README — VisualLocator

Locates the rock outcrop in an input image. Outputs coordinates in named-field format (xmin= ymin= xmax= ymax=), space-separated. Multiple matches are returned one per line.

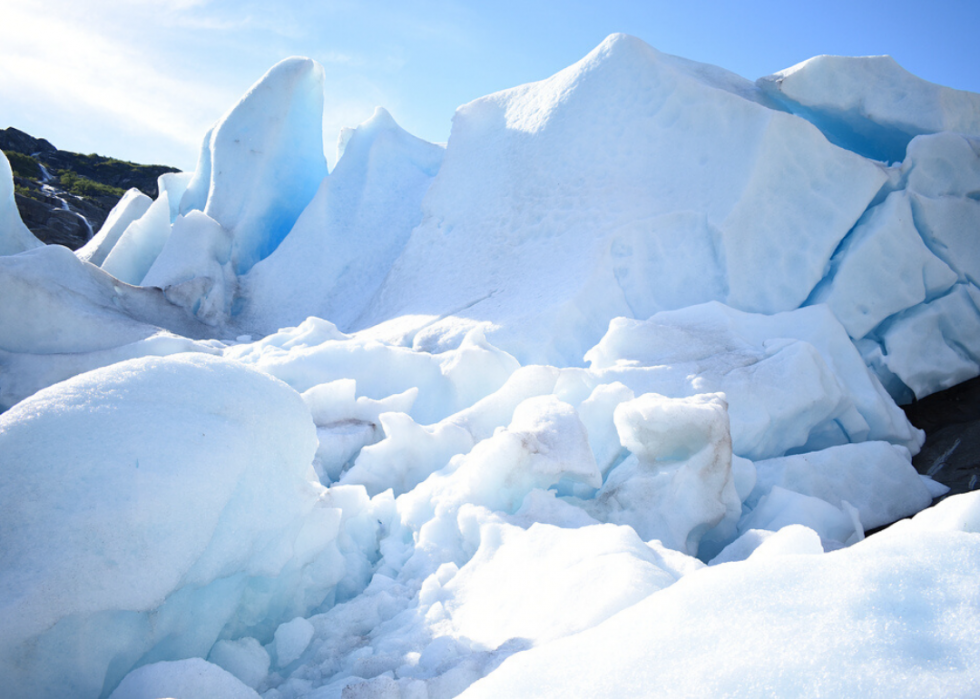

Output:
xmin=0 ymin=127 xmax=179 ymax=249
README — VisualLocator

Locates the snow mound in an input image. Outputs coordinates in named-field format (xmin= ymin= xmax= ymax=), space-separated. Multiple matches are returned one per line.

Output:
xmin=442 ymin=521 xmax=679 ymax=648
xmin=458 ymin=493 xmax=980 ymax=699
xmin=108 ymin=659 xmax=260 ymax=699
xmin=0 ymin=354 xmax=348 ymax=699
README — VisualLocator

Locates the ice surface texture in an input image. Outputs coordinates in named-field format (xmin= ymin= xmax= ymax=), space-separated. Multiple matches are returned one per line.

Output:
xmin=356 ymin=34 xmax=887 ymax=365
xmin=1 ymin=31 xmax=979 ymax=699
xmin=459 ymin=493 xmax=980 ymax=699
xmin=758 ymin=54 xmax=980 ymax=163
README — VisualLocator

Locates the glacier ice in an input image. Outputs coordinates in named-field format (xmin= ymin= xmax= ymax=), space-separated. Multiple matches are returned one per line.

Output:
xmin=807 ymin=190 xmax=958 ymax=339
xmin=208 ymin=638 xmax=270 ymax=690
xmin=758 ymin=54 xmax=980 ymax=163
xmin=273 ymin=617 xmax=316 ymax=667
xmin=0 ymin=149 xmax=43 ymax=256
xmin=240 ymin=106 xmax=444 ymax=335
xmin=100 ymin=180 xmax=179 ymax=285
xmin=76 ymin=188 xmax=153 ymax=267
xmin=0 ymin=245 xmax=217 ymax=409
xmin=581 ymin=392 xmax=739 ymax=555
xmin=584 ymin=302 xmax=923 ymax=459
xmin=879 ymin=283 xmax=980 ymax=398
xmin=201 ymin=57 xmax=328 ymax=275
xmin=108 ymin=658 xmax=261 ymax=699
xmin=747 ymin=441 xmax=937 ymax=530
xmin=354 ymin=33 xmax=887 ymax=366
xmin=1 ymin=31 xmax=980 ymax=699
xmin=142 ymin=210 xmax=237 ymax=326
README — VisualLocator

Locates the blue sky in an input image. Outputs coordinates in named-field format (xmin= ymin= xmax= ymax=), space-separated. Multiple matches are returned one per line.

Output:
xmin=2 ymin=0 xmax=978 ymax=171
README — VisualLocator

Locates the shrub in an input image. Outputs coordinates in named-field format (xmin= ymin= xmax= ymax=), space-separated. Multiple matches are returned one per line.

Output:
xmin=3 ymin=150 xmax=41 ymax=179
xmin=58 ymin=170 xmax=126 ymax=199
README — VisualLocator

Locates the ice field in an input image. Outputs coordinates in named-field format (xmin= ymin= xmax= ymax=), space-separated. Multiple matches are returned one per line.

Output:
xmin=1 ymin=33 xmax=980 ymax=698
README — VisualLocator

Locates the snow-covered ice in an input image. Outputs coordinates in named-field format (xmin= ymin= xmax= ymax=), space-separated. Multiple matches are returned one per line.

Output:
xmin=1 ymin=32 xmax=980 ymax=699
xmin=354 ymin=34 xmax=888 ymax=366
xmin=0 ymin=354 xmax=356 ymax=698
xmin=458 ymin=493 xmax=980 ymax=699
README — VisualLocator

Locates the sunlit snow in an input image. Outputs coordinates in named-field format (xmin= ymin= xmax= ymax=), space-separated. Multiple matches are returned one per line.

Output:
xmin=1 ymin=32 xmax=979 ymax=699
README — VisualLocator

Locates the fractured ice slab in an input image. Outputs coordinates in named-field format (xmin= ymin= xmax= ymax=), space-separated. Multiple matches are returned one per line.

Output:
xmin=738 ymin=486 xmax=864 ymax=546
xmin=240 ymin=107 xmax=444 ymax=335
xmin=879 ymin=283 xmax=980 ymax=398
xmin=584 ymin=302 xmax=922 ymax=459
xmin=199 ymin=57 xmax=328 ymax=274
xmin=0 ymin=245 xmax=216 ymax=409
xmin=142 ymin=210 xmax=236 ymax=326
xmin=397 ymin=395 xmax=601 ymax=533
xmin=226 ymin=322 xmax=520 ymax=425
xmin=807 ymin=190 xmax=957 ymax=339
xmin=747 ymin=441 xmax=935 ymax=530
xmin=582 ymin=392 xmax=740 ymax=555
xmin=759 ymin=55 xmax=980 ymax=163
xmin=100 ymin=184 xmax=177 ymax=285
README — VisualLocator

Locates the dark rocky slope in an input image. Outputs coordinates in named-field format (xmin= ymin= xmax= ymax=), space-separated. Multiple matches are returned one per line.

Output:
xmin=1 ymin=127 xmax=178 ymax=249
xmin=904 ymin=375 xmax=980 ymax=501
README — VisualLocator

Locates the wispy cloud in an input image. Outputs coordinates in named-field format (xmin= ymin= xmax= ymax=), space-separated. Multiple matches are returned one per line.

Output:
xmin=0 ymin=0 xmax=239 ymax=167
xmin=0 ymin=0 xmax=470 ymax=168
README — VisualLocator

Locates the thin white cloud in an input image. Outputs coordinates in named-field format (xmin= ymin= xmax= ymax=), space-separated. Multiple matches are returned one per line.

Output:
xmin=0 ymin=0 xmax=238 ymax=166
xmin=0 ymin=0 xmax=451 ymax=168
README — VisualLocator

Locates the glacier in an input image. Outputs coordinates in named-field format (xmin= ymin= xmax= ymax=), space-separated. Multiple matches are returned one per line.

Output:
xmin=1 ymin=33 xmax=979 ymax=699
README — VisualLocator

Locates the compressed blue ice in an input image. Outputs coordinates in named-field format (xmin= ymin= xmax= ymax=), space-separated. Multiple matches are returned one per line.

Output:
xmin=1 ymin=33 xmax=979 ymax=699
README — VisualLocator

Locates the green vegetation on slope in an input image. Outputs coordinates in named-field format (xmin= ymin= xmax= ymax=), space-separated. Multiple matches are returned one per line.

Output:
xmin=4 ymin=150 xmax=41 ymax=180
xmin=58 ymin=170 xmax=126 ymax=199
